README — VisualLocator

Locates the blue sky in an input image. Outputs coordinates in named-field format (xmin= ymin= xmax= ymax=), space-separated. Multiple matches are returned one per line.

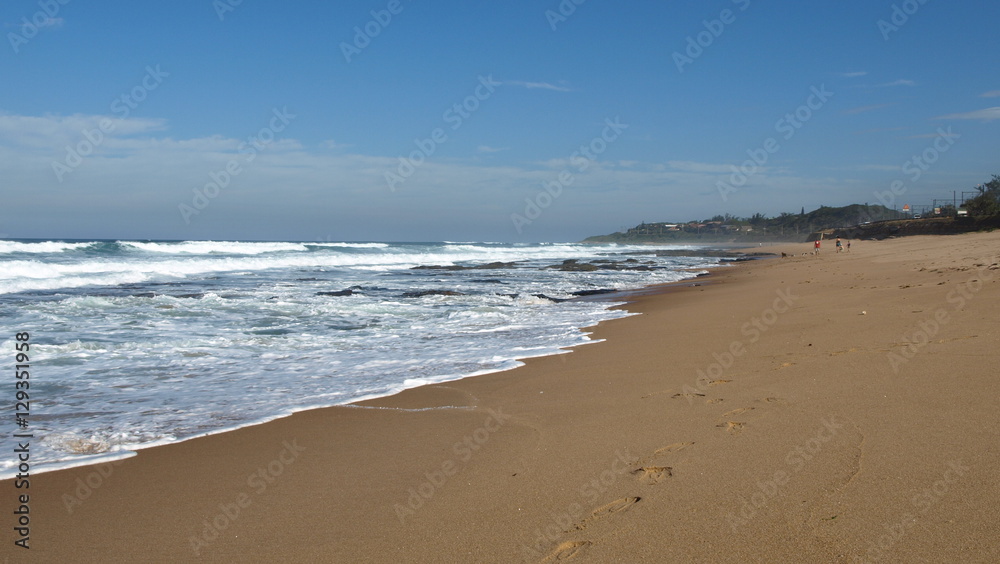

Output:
xmin=1 ymin=0 xmax=998 ymax=242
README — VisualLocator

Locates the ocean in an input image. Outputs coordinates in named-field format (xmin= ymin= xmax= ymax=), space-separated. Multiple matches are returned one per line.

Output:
xmin=0 ymin=239 xmax=727 ymax=477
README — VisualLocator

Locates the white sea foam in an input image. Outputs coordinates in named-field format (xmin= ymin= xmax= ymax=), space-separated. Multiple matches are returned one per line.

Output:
xmin=309 ymin=242 xmax=390 ymax=248
xmin=120 ymin=240 xmax=311 ymax=254
xmin=0 ymin=241 xmax=95 ymax=254
xmin=0 ymin=243 xmax=699 ymax=295
xmin=0 ymin=240 xmax=727 ymax=476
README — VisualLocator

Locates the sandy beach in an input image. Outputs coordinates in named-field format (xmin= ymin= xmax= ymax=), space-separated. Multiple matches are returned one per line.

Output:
xmin=4 ymin=232 xmax=1000 ymax=563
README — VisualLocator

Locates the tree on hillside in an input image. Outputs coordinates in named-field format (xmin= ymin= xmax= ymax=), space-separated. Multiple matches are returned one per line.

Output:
xmin=965 ymin=175 xmax=1000 ymax=217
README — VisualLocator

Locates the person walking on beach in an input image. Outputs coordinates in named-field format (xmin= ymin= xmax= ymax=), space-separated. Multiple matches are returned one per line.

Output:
xmin=847 ymin=240 xmax=851 ymax=252
xmin=814 ymin=239 xmax=821 ymax=254
xmin=836 ymin=238 xmax=843 ymax=253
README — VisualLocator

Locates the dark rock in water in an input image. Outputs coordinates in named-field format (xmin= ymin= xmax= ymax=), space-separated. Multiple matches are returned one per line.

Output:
xmin=412 ymin=261 xmax=517 ymax=271
xmin=608 ymin=265 xmax=652 ymax=271
xmin=296 ymin=277 xmax=321 ymax=281
xmin=471 ymin=278 xmax=506 ymax=284
xmin=547 ymin=261 xmax=600 ymax=272
xmin=401 ymin=290 xmax=467 ymax=298
xmin=533 ymin=293 xmax=570 ymax=303
xmin=696 ymin=272 xmax=710 ymax=277
xmin=132 ymin=292 xmax=158 ymax=298
xmin=317 ymin=289 xmax=356 ymax=297
xmin=175 ymin=293 xmax=204 ymax=299
xmin=571 ymin=288 xmax=618 ymax=297
xmin=546 ymin=258 xmax=658 ymax=272
xmin=496 ymin=293 xmax=520 ymax=299
xmin=473 ymin=261 xmax=517 ymax=270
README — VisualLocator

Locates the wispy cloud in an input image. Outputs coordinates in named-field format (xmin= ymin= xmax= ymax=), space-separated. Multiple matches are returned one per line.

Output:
xmin=933 ymin=107 xmax=1000 ymax=121
xmin=903 ymin=131 xmax=962 ymax=139
xmin=980 ymin=90 xmax=1000 ymax=98
xmin=878 ymin=79 xmax=916 ymax=87
xmin=321 ymin=140 xmax=350 ymax=150
xmin=842 ymin=103 xmax=892 ymax=115
xmin=38 ymin=17 xmax=64 ymax=28
xmin=5 ymin=17 xmax=64 ymax=29
xmin=854 ymin=126 xmax=907 ymax=135
xmin=504 ymin=80 xmax=572 ymax=92
xmin=667 ymin=160 xmax=732 ymax=173
xmin=0 ymin=113 xmax=167 ymax=149
xmin=852 ymin=164 xmax=901 ymax=172
xmin=839 ymin=71 xmax=868 ymax=78
xmin=850 ymin=79 xmax=916 ymax=90
xmin=477 ymin=145 xmax=507 ymax=153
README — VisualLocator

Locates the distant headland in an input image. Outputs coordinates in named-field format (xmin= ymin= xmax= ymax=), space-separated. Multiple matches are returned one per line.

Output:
xmin=584 ymin=177 xmax=1000 ymax=244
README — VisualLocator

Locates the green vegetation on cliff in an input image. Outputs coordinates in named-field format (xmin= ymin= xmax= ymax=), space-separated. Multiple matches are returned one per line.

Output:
xmin=583 ymin=204 xmax=905 ymax=243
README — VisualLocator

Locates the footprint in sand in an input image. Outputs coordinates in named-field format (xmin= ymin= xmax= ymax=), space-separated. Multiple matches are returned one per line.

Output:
xmin=707 ymin=379 xmax=731 ymax=386
xmin=653 ymin=442 xmax=694 ymax=457
xmin=672 ymin=392 xmax=704 ymax=400
xmin=706 ymin=398 xmax=724 ymax=404
xmin=717 ymin=421 xmax=745 ymax=435
xmin=575 ymin=497 xmax=642 ymax=530
xmin=542 ymin=540 xmax=591 ymax=562
xmin=723 ymin=407 xmax=754 ymax=418
xmin=637 ymin=442 xmax=693 ymax=466
xmin=632 ymin=466 xmax=672 ymax=485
